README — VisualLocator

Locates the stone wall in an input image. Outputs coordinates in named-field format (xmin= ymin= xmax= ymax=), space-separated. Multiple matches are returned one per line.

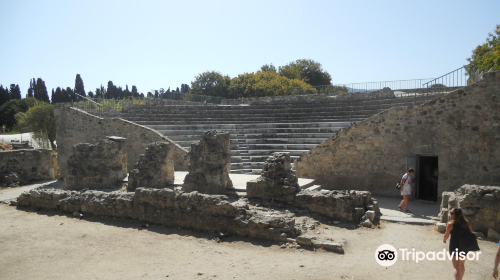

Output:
xmin=128 ymin=141 xmax=175 ymax=192
xmin=437 ymin=185 xmax=500 ymax=234
xmin=54 ymin=104 xmax=189 ymax=177
xmin=296 ymin=71 xmax=500 ymax=197
xmin=247 ymin=153 xmax=380 ymax=223
xmin=64 ymin=139 xmax=127 ymax=190
xmin=0 ymin=149 xmax=57 ymax=187
xmin=182 ymin=130 xmax=233 ymax=194
xmin=17 ymin=187 xmax=297 ymax=242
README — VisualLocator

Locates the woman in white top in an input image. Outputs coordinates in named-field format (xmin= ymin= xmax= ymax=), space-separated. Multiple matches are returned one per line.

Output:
xmin=398 ymin=168 xmax=414 ymax=212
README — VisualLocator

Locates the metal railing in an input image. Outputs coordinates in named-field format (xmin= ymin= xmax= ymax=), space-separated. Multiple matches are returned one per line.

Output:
xmin=73 ymin=92 xmax=103 ymax=117
xmin=423 ymin=66 xmax=469 ymax=88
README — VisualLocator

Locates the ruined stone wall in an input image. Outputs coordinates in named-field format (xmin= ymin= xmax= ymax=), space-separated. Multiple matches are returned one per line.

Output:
xmin=54 ymin=104 xmax=189 ymax=177
xmin=128 ymin=141 xmax=175 ymax=192
xmin=182 ymin=130 xmax=232 ymax=194
xmin=17 ymin=188 xmax=297 ymax=242
xmin=437 ymin=185 xmax=500 ymax=234
xmin=296 ymin=71 xmax=500 ymax=196
xmin=0 ymin=149 xmax=57 ymax=187
xmin=64 ymin=139 xmax=127 ymax=190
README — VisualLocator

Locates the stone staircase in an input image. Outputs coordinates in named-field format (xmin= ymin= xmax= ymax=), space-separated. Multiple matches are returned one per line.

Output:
xmin=117 ymin=94 xmax=438 ymax=173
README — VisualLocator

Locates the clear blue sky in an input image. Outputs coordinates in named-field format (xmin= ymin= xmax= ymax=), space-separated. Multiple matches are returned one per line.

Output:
xmin=1 ymin=0 xmax=499 ymax=98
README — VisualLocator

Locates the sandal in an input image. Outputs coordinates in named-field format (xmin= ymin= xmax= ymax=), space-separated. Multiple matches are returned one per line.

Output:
xmin=398 ymin=205 xmax=402 ymax=211
xmin=405 ymin=210 xmax=411 ymax=213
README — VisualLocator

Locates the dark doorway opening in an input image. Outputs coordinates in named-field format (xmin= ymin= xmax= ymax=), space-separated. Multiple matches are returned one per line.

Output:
xmin=418 ymin=156 xmax=438 ymax=201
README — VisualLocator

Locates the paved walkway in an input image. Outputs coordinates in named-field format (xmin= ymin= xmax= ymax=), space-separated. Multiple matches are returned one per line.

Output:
xmin=374 ymin=196 xmax=440 ymax=225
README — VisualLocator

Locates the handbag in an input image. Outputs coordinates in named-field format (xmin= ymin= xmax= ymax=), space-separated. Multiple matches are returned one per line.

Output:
xmin=396 ymin=182 xmax=401 ymax=189
xmin=458 ymin=227 xmax=480 ymax=251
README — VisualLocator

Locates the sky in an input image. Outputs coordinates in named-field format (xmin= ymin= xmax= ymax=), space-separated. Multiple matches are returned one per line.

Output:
xmin=1 ymin=0 xmax=499 ymax=98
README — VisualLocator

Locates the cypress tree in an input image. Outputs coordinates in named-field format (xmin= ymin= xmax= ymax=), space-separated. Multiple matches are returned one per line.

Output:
xmin=74 ymin=74 xmax=86 ymax=97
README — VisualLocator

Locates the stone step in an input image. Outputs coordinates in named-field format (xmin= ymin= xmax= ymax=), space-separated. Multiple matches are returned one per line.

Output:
xmin=145 ymin=121 xmax=351 ymax=130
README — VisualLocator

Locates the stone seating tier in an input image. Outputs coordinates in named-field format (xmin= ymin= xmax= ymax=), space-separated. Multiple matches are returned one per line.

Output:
xmin=116 ymin=94 xmax=436 ymax=173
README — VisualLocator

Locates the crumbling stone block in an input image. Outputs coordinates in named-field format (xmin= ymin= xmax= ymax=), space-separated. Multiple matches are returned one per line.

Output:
xmin=64 ymin=138 xmax=127 ymax=190
xmin=437 ymin=185 xmax=500 ymax=234
xmin=182 ymin=130 xmax=232 ymax=194
xmin=0 ymin=172 xmax=20 ymax=188
xmin=128 ymin=141 xmax=175 ymax=192
xmin=247 ymin=152 xmax=300 ymax=202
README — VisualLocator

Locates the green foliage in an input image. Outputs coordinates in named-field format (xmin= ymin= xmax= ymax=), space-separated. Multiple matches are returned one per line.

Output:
xmin=260 ymin=64 xmax=277 ymax=73
xmin=74 ymin=74 xmax=86 ymax=97
xmin=430 ymin=83 xmax=446 ymax=88
xmin=0 ymin=85 xmax=10 ymax=107
xmin=278 ymin=59 xmax=332 ymax=86
xmin=9 ymin=84 xmax=21 ymax=99
xmin=33 ymin=78 xmax=50 ymax=103
xmin=466 ymin=24 xmax=500 ymax=82
xmin=0 ymin=98 xmax=37 ymax=130
xmin=190 ymin=71 xmax=231 ymax=98
xmin=16 ymin=102 xmax=56 ymax=148
xmin=229 ymin=71 xmax=316 ymax=98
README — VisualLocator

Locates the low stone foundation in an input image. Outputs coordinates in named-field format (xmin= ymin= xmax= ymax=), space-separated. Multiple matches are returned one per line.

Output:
xmin=0 ymin=149 xmax=58 ymax=188
xmin=436 ymin=185 xmax=500 ymax=236
xmin=248 ymin=153 xmax=381 ymax=224
xmin=17 ymin=188 xmax=298 ymax=242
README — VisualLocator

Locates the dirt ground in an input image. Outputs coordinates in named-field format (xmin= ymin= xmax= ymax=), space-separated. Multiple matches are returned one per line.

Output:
xmin=0 ymin=203 xmax=498 ymax=280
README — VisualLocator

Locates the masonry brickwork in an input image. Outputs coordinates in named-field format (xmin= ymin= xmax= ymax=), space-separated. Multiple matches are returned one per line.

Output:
xmin=296 ymin=72 xmax=500 ymax=197
xmin=54 ymin=104 xmax=189 ymax=177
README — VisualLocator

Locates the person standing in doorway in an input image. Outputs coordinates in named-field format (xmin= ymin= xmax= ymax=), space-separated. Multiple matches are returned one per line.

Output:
xmin=398 ymin=168 xmax=414 ymax=213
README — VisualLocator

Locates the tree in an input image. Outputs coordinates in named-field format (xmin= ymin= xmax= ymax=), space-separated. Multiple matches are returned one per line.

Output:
xmin=74 ymin=74 xmax=86 ymax=97
xmin=466 ymin=24 xmax=500 ymax=82
xmin=16 ymin=102 xmax=56 ymax=148
xmin=27 ymin=79 xmax=34 ymax=98
xmin=131 ymin=85 xmax=139 ymax=98
xmin=9 ymin=84 xmax=21 ymax=100
xmin=34 ymin=78 xmax=50 ymax=103
xmin=0 ymin=85 xmax=10 ymax=107
xmin=229 ymin=71 xmax=316 ymax=98
xmin=260 ymin=63 xmax=277 ymax=73
xmin=190 ymin=71 xmax=231 ymax=98
xmin=180 ymin=83 xmax=190 ymax=93
xmin=0 ymin=98 xmax=37 ymax=130
xmin=88 ymin=91 xmax=94 ymax=98
xmin=279 ymin=59 xmax=332 ymax=86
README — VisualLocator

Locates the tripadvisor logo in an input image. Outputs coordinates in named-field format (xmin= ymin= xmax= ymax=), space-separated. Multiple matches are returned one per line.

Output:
xmin=375 ymin=244 xmax=481 ymax=267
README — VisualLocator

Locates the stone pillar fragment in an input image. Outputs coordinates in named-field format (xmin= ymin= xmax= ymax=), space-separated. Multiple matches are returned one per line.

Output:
xmin=64 ymin=137 xmax=127 ymax=190
xmin=127 ymin=141 xmax=175 ymax=192
xmin=246 ymin=152 xmax=300 ymax=202
xmin=182 ymin=130 xmax=232 ymax=194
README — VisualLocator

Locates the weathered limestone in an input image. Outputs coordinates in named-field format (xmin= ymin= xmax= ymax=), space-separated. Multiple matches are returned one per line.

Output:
xmin=296 ymin=71 xmax=500 ymax=196
xmin=0 ymin=149 xmax=58 ymax=187
xmin=247 ymin=152 xmax=300 ymax=202
xmin=17 ymin=187 xmax=297 ymax=242
xmin=64 ymin=138 xmax=127 ymax=190
xmin=247 ymin=153 xmax=381 ymax=224
xmin=127 ymin=141 xmax=175 ymax=192
xmin=54 ymin=103 xmax=189 ymax=177
xmin=437 ymin=185 xmax=500 ymax=234
xmin=182 ymin=130 xmax=233 ymax=194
